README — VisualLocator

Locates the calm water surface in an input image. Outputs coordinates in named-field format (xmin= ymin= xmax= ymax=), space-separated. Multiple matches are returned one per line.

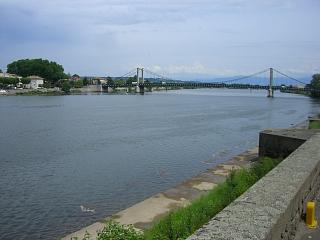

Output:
xmin=0 ymin=89 xmax=319 ymax=239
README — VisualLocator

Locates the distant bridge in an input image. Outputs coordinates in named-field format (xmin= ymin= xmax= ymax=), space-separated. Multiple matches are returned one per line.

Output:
xmin=102 ymin=67 xmax=311 ymax=97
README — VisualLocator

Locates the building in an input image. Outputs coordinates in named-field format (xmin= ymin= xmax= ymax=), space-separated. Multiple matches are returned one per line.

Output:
xmin=98 ymin=78 xmax=107 ymax=84
xmin=0 ymin=73 xmax=21 ymax=79
xmin=28 ymin=75 xmax=44 ymax=89
xmin=71 ymin=74 xmax=81 ymax=81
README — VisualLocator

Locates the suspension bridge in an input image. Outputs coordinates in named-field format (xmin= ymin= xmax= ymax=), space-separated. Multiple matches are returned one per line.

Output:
xmin=102 ymin=67 xmax=310 ymax=97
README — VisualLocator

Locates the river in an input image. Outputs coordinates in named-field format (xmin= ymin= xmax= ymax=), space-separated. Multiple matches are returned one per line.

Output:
xmin=0 ymin=89 xmax=319 ymax=239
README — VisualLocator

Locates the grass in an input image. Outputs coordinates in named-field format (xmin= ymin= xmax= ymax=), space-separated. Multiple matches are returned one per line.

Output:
xmin=97 ymin=221 xmax=144 ymax=240
xmin=144 ymin=157 xmax=281 ymax=240
xmin=94 ymin=157 xmax=282 ymax=240
xmin=309 ymin=121 xmax=320 ymax=129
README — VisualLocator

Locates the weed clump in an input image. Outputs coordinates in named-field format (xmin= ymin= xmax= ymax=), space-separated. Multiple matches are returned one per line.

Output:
xmin=309 ymin=121 xmax=320 ymax=129
xmin=97 ymin=221 xmax=144 ymax=240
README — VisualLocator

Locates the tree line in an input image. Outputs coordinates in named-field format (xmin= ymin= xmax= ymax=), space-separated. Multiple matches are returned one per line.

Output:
xmin=310 ymin=74 xmax=320 ymax=97
xmin=0 ymin=77 xmax=31 ymax=88
xmin=7 ymin=59 xmax=67 ymax=83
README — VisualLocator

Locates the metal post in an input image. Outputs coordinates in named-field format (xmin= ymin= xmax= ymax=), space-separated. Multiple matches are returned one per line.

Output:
xmin=136 ymin=68 xmax=140 ymax=93
xmin=136 ymin=68 xmax=139 ymax=84
xmin=268 ymin=67 xmax=274 ymax=97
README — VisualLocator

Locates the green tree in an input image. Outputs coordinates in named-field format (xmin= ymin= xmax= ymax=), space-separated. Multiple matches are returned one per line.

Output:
xmin=106 ymin=76 xmax=114 ymax=85
xmin=43 ymin=81 xmax=52 ymax=88
xmin=83 ymin=77 xmax=89 ymax=86
xmin=145 ymin=79 xmax=152 ymax=92
xmin=74 ymin=80 xmax=84 ymax=88
xmin=21 ymin=77 xmax=31 ymax=84
xmin=126 ymin=75 xmax=137 ymax=85
xmin=0 ymin=69 xmax=2 ymax=73
xmin=61 ymin=81 xmax=71 ymax=93
xmin=0 ymin=77 xmax=19 ymax=85
xmin=7 ymin=59 xmax=67 ymax=83
xmin=310 ymin=74 xmax=320 ymax=97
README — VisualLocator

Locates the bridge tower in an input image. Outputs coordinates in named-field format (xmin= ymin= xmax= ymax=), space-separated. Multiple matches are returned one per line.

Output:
xmin=267 ymin=67 xmax=274 ymax=98
xmin=141 ymin=68 xmax=144 ymax=84
xmin=135 ymin=67 xmax=140 ymax=93
xmin=135 ymin=67 xmax=144 ymax=94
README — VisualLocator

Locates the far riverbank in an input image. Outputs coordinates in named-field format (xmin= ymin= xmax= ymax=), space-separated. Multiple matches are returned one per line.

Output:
xmin=0 ymin=84 xmax=180 ymax=96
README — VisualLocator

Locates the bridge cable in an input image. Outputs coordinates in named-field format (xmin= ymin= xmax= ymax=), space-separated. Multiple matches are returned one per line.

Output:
xmin=117 ymin=69 xmax=137 ymax=81
xmin=144 ymin=69 xmax=176 ymax=82
xmin=220 ymin=69 xmax=270 ymax=84
xmin=273 ymin=69 xmax=307 ymax=85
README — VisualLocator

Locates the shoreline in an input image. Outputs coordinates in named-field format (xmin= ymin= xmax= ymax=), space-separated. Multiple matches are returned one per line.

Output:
xmin=0 ymin=86 xmax=303 ymax=97
xmin=0 ymin=85 xmax=179 ymax=96
xmin=62 ymin=147 xmax=259 ymax=240
xmin=62 ymin=118 xmax=310 ymax=240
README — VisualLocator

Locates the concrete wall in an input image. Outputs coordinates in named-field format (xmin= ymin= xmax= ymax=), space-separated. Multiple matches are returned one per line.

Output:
xmin=258 ymin=129 xmax=317 ymax=159
xmin=188 ymin=133 xmax=320 ymax=240
xmin=78 ymin=85 xmax=102 ymax=93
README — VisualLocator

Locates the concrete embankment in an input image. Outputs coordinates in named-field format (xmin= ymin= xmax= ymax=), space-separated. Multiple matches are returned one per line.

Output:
xmin=62 ymin=148 xmax=259 ymax=239
xmin=188 ymin=129 xmax=320 ymax=240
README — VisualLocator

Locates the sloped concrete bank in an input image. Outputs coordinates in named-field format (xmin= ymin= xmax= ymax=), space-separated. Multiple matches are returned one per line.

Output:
xmin=188 ymin=131 xmax=320 ymax=240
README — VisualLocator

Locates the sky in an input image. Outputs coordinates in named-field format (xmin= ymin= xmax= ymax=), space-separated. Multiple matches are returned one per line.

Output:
xmin=0 ymin=0 xmax=319 ymax=80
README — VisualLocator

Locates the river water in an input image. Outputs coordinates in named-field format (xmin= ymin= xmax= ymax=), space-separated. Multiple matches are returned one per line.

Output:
xmin=0 ymin=89 xmax=319 ymax=239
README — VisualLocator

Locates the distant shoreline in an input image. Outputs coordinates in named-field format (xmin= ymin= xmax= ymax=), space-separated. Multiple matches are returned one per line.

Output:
xmin=0 ymin=85 xmax=185 ymax=96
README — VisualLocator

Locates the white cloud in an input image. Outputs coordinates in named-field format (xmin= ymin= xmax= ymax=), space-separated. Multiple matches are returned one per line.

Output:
xmin=0 ymin=0 xmax=319 ymax=77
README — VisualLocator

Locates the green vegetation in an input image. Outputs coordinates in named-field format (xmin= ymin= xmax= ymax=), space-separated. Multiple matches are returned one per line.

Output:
xmin=7 ymin=58 xmax=67 ymax=83
xmin=310 ymin=74 xmax=320 ymax=97
xmin=83 ymin=77 xmax=89 ymax=86
xmin=97 ymin=221 xmax=144 ymax=240
xmin=15 ymin=90 xmax=63 ymax=96
xmin=126 ymin=75 xmax=137 ymax=85
xmin=94 ymin=157 xmax=281 ymax=240
xmin=144 ymin=157 xmax=280 ymax=240
xmin=61 ymin=81 xmax=72 ymax=93
xmin=72 ymin=80 xmax=84 ymax=88
xmin=309 ymin=121 xmax=320 ymax=129
xmin=107 ymin=76 xmax=114 ymax=85
xmin=0 ymin=77 xmax=19 ymax=85
xmin=20 ymin=77 xmax=31 ymax=84
xmin=0 ymin=77 xmax=30 ymax=89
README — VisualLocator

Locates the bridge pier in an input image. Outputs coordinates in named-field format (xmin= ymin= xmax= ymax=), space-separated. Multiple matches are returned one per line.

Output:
xmin=267 ymin=88 xmax=274 ymax=98
xmin=139 ymin=85 xmax=144 ymax=94
xmin=134 ymin=86 xmax=144 ymax=94
xmin=106 ymin=86 xmax=114 ymax=93
xmin=135 ymin=85 xmax=140 ymax=93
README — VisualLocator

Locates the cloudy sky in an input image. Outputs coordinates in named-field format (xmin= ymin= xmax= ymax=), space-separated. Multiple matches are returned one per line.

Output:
xmin=0 ymin=0 xmax=319 ymax=79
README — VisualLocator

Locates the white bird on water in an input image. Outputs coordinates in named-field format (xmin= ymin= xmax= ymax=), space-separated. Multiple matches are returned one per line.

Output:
xmin=80 ymin=205 xmax=96 ymax=213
